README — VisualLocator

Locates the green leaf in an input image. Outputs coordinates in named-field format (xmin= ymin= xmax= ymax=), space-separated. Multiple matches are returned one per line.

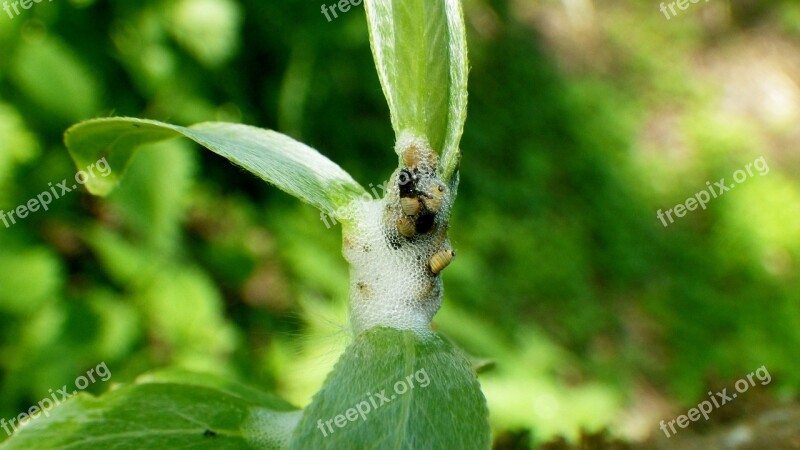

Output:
xmin=167 ymin=0 xmax=243 ymax=67
xmin=290 ymin=327 xmax=490 ymax=449
xmin=138 ymin=266 xmax=239 ymax=366
xmin=84 ymin=226 xmax=156 ymax=286
xmin=10 ymin=35 xmax=101 ymax=122
xmin=0 ymin=373 xmax=301 ymax=450
xmin=64 ymin=118 xmax=368 ymax=214
xmin=0 ymin=248 xmax=62 ymax=315
xmin=0 ymin=103 xmax=40 ymax=199
xmin=364 ymin=0 xmax=468 ymax=181
xmin=135 ymin=368 xmax=298 ymax=411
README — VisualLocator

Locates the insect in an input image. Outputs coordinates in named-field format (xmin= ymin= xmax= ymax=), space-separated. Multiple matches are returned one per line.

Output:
xmin=400 ymin=197 xmax=421 ymax=216
xmin=429 ymin=249 xmax=455 ymax=274
xmin=397 ymin=168 xmax=417 ymax=198
xmin=397 ymin=216 xmax=416 ymax=237
xmin=402 ymin=144 xmax=439 ymax=172
xmin=402 ymin=144 xmax=421 ymax=168
xmin=422 ymin=184 xmax=446 ymax=212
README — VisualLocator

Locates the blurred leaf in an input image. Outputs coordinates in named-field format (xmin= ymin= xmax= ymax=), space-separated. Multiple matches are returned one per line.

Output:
xmin=64 ymin=118 xmax=368 ymax=214
xmin=10 ymin=35 xmax=100 ymax=122
xmin=86 ymin=226 xmax=156 ymax=286
xmin=0 ymin=102 xmax=39 ymax=201
xmin=0 ymin=379 xmax=300 ymax=450
xmin=167 ymin=0 xmax=242 ymax=67
xmin=85 ymin=227 xmax=238 ymax=371
xmin=277 ymin=44 xmax=314 ymax=136
xmin=290 ymin=327 xmax=490 ymax=449
xmin=0 ymin=248 xmax=61 ymax=314
xmin=139 ymin=266 xmax=239 ymax=370
xmin=364 ymin=0 xmax=468 ymax=180
xmin=85 ymin=290 xmax=141 ymax=360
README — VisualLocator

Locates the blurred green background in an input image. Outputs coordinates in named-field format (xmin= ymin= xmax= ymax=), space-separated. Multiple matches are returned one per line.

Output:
xmin=1 ymin=0 xmax=799 ymax=446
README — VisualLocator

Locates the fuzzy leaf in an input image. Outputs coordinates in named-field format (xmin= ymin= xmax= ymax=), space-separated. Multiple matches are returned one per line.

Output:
xmin=364 ymin=0 xmax=468 ymax=181
xmin=0 ymin=372 xmax=300 ymax=450
xmin=290 ymin=327 xmax=491 ymax=449
xmin=64 ymin=118 xmax=367 ymax=214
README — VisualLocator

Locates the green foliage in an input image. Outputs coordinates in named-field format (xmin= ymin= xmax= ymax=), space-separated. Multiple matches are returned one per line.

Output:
xmin=1 ymin=0 xmax=800 ymax=447
xmin=0 ymin=370 xmax=300 ymax=450
xmin=10 ymin=35 xmax=100 ymax=122
xmin=0 ymin=248 xmax=61 ymax=315
xmin=291 ymin=327 xmax=490 ymax=449
xmin=7 ymin=0 xmax=485 ymax=447
xmin=65 ymin=118 xmax=367 ymax=213
xmin=365 ymin=0 xmax=467 ymax=180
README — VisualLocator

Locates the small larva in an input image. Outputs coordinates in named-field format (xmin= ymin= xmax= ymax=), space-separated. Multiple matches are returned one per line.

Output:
xmin=400 ymin=197 xmax=421 ymax=216
xmin=429 ymin=249 xmax=455 ymax=274
xmin=402 ymin=145 xmax=421 ymax=168
xmin=422 ymin=184 xmax=445 ymax=212
xmin=397 ymin=216 xmax=416 ymax=237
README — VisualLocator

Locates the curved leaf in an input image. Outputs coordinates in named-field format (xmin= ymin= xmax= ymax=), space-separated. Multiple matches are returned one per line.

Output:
xmin=290 ymin=327 xmax=491 ymax=449
xmin=64 ymin=118 xmax=368 ymax=214
xmin=364 ymin=0 xmax=468 ymax=181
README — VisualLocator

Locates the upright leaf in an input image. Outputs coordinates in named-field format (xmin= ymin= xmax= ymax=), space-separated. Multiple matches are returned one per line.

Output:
xmin=364 ymin=0 xmax=468 ymax=181
xmin=290 ymin=327 xmax=491 ymax=449
xmin=64 ymin=118 xmax=368 ymax=215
